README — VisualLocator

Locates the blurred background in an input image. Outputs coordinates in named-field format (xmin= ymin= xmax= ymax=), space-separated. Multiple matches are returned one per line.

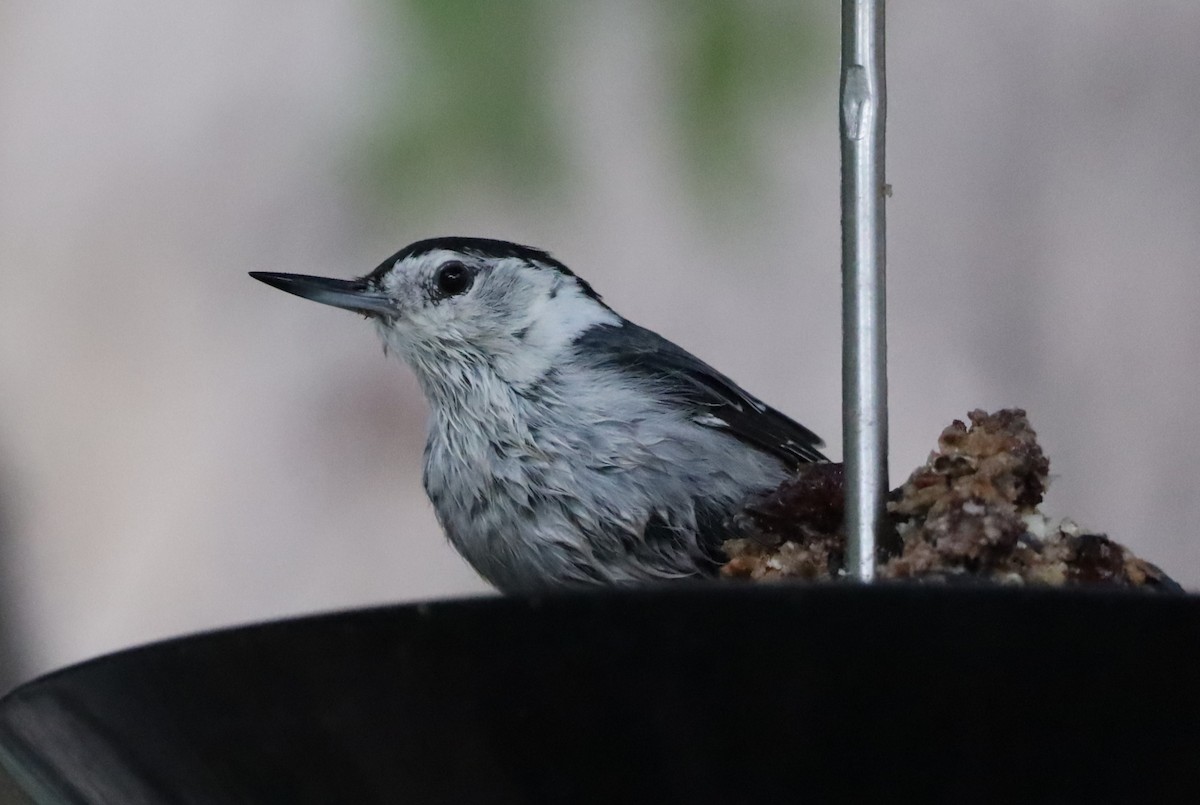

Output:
xmin=2 ymin=1 xmax=1199 ymax=686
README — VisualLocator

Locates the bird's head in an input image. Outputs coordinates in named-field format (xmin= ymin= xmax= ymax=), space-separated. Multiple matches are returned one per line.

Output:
xmin=251 ymin=237 xmax=618 ymax=390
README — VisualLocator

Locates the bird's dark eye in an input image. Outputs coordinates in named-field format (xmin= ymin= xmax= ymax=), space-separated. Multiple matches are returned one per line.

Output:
xmin=434 ymin=261 xmax=473 ymax=297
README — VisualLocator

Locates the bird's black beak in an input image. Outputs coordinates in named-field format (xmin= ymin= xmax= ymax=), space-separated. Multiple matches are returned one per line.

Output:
xmin=249 ymin=272 xmax=397 ymax=317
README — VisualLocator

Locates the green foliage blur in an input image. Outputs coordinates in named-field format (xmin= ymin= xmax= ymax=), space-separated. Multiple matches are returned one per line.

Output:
xmin=364 ymin=1 xmax=831 ymax=208
xmin=669 ymin=2 xmax=829 ymax=191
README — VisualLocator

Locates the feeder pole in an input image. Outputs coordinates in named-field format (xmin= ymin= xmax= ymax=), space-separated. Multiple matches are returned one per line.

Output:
xmin=840 ymin=0 xmax=888 ymax=582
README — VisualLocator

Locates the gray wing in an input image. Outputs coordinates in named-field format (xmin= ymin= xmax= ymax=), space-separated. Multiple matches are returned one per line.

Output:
xmin=573 ymin=321 xmax=827 ymax=468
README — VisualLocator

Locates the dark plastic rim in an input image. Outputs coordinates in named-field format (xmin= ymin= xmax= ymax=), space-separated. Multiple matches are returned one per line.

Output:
xmin=1 ymin=583 xmax=1197 ymax=803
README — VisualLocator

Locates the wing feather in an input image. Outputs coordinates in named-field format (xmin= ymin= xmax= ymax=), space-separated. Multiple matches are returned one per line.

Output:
xmin=573 ymin=322 xmax=827 ymax=468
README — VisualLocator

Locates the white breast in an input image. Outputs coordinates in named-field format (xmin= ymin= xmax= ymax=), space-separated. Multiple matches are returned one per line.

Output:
xmin=419 ymin=357 xmax=788 ymax=591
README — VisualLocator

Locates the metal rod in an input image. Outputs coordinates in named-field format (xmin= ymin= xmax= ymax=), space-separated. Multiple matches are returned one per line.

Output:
xmin=840 ymin=0 xmax=888 ymax=582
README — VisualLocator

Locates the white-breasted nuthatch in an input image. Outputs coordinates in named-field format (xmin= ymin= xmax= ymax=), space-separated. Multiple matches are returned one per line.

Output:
xmin=251 ymin=238 xmax=826 ymax=592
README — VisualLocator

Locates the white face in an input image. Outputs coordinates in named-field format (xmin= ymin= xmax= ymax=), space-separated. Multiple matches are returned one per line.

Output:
xmin=369 ymin=248 xmax=619 ymax=388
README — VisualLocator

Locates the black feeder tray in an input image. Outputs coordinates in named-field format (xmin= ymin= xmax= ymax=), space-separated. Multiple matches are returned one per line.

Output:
xmin=1 ymin=584 xmax=1198 ymax=803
